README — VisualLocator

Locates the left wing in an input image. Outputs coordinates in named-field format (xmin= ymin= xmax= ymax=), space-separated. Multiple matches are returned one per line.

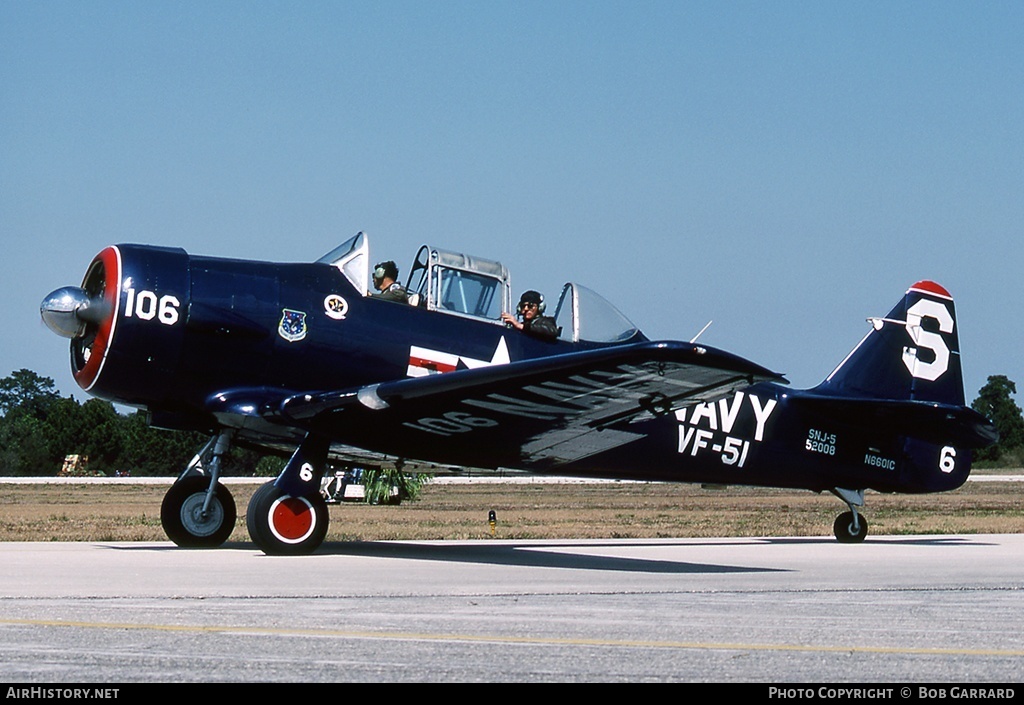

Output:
xmin=276 ymin=341 xmax=786 ymax=469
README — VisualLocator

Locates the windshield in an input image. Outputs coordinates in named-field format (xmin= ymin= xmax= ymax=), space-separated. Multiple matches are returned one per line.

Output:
xmin=553 ymin=283 xmax=642 ymax=343
xmin=316 ymin=232 xmax=368 ymax=293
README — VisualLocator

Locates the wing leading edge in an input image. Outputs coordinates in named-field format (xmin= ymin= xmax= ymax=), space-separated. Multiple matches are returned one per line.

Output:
xmin=275 ymin=341 xmax=786 ymax=469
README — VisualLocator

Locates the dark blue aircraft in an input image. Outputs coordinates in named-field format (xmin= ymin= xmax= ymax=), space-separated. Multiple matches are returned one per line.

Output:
xmin=40 ymin=232 xmax=997 ymax=554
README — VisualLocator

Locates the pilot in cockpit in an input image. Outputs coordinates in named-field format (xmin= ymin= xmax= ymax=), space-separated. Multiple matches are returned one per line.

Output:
xmin=371 ymin=261 xmax=410 ymax=304
xmin=501 ymin=290 xmax=560 ymax=341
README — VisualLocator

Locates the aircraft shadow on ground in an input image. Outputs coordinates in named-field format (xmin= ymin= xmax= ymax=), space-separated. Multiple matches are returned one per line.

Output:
xmin=110 ymin=541 xmax=770 ymax=573
xmin=295 ymin=539 xmax=784 ymax=574
xmin=110 ymin=540 xmax=777 ymax=574
xmin=300 ymin=535 xmax=990 ymax=572
xmin=109 ymin=535 xmax=991 ymax=574
xmin=764 ymin=536 xmax=992 ymax=547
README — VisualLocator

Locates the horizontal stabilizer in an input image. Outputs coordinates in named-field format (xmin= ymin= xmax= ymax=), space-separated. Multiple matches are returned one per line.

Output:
xmin=790 ymin=395 xmax=998 ymax=449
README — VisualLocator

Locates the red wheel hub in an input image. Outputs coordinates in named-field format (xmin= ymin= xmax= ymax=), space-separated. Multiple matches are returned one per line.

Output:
xmin=268 ymin=496 xmax=315 ymax=544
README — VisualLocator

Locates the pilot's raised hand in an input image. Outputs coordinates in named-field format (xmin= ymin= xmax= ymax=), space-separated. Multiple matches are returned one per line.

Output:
xmin=501 ymin=312 xmax=523 ymax=330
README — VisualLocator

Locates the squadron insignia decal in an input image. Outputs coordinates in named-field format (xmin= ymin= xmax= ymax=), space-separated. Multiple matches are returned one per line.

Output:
xmin=324 ymin=295 xmax=349 ymax=320
xmin=278 ymin=309 xmax=308 ymax=342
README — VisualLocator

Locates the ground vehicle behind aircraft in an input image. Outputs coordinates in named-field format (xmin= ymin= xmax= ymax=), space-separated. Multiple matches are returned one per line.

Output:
xmin=40 ymin=233 xmax=997 ymax=554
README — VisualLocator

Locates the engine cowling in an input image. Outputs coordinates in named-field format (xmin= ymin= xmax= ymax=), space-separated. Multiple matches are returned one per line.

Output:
xmin=42 ymin=245 xmax=191 ymax=404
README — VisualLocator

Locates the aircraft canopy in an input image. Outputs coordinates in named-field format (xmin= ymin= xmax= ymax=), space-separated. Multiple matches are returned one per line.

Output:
xmin=318 ymin=233 xmax=643 ymax=344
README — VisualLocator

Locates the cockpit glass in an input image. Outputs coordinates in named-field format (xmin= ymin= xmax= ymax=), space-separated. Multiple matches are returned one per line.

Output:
xmin=316 ymin=236 xmax=640 ymax=339
xmin=554 ymin=283 xmax=640 ymax=343
xmin=434 ymin=267 xmax=502 ymax=319
xmin=317 ymin=232 xmax=368 ymax=293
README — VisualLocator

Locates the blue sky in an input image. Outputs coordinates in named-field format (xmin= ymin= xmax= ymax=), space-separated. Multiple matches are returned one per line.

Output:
xmin=2 ymin=1 xmax=1022 ymax=405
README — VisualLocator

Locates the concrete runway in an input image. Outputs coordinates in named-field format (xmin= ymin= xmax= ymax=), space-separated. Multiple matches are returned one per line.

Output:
xmin=1 ymin=535 xmax=1023 ymax=683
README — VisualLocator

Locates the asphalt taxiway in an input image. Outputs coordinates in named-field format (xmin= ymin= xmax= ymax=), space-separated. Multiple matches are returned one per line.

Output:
xmin=1 ymin=534 xmax=1022 ymax=683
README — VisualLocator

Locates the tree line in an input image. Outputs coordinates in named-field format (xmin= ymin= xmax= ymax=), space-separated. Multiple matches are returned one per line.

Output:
xmin=1 ymin=368 xmax=1022 ymax=476
xmin=0 ymin=369 xmax=266 ymax=476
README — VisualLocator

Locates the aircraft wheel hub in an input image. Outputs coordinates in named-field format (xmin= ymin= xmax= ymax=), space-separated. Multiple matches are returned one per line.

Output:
xmin=268 ymin=496 xmax=317 ymax=544
xmin=180 ymin=492 xmax=225 ymax=538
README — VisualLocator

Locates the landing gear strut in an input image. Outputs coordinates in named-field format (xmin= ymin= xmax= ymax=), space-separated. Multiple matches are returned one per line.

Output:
xmin=160 ymin=431 xmax=237 ymax=547
xmin=831 ymin=488 xmax=868 ymax=543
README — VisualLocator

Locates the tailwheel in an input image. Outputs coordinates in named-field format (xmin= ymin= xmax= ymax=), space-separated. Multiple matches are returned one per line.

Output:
xmin=246 ymin=481 xmax=329 ymax=555
xmin=833 ymin=511 xmax=868 ymax=543
xmin=160 ymin=476 xmax=237 ymax=548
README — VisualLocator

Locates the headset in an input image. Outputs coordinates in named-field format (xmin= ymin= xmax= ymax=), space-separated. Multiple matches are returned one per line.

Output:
xmin=373 ymin=261 xmax=398 ymax=284
xmin=517 ymin=290 xmax=545 ymax=315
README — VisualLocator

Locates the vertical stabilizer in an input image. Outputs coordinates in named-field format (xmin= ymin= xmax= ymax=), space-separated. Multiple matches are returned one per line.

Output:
xmin=815 ymin=281 xmax=965 ymax=405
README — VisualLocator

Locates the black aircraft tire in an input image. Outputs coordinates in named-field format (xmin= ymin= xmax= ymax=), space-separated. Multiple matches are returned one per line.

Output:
xmin=160 ymin=476 xmax=237 ymax=548
xmin=246 ymin=481 xmax=329 ymax=556
xmin=833 ymin=511 xmax=868 ymax=543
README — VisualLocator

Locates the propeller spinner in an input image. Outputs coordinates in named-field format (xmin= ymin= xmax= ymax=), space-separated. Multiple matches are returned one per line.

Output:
xmin=40 ymin=286 xmax=112 ymax=339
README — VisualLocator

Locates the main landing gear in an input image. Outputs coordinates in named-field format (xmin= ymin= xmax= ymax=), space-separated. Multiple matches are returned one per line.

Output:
xmin=244 ymin=432 xmax=331 ymax=553
xmin=830 ymin=488 xmax=868 ymax=543
xmin=245 ymin=481 xmax=329 ymax=555
xmin=160 ymin=430 xmax=331 ymax=555
xmin=245 ymin=432 xmax=332 ymax=555
xmin=160 ymin=432 xmax=237 ymax=548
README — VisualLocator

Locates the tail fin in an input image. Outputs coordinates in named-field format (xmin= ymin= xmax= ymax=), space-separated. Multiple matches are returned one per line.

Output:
xmin=816 ymin=281 xmax=965 ymax=405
